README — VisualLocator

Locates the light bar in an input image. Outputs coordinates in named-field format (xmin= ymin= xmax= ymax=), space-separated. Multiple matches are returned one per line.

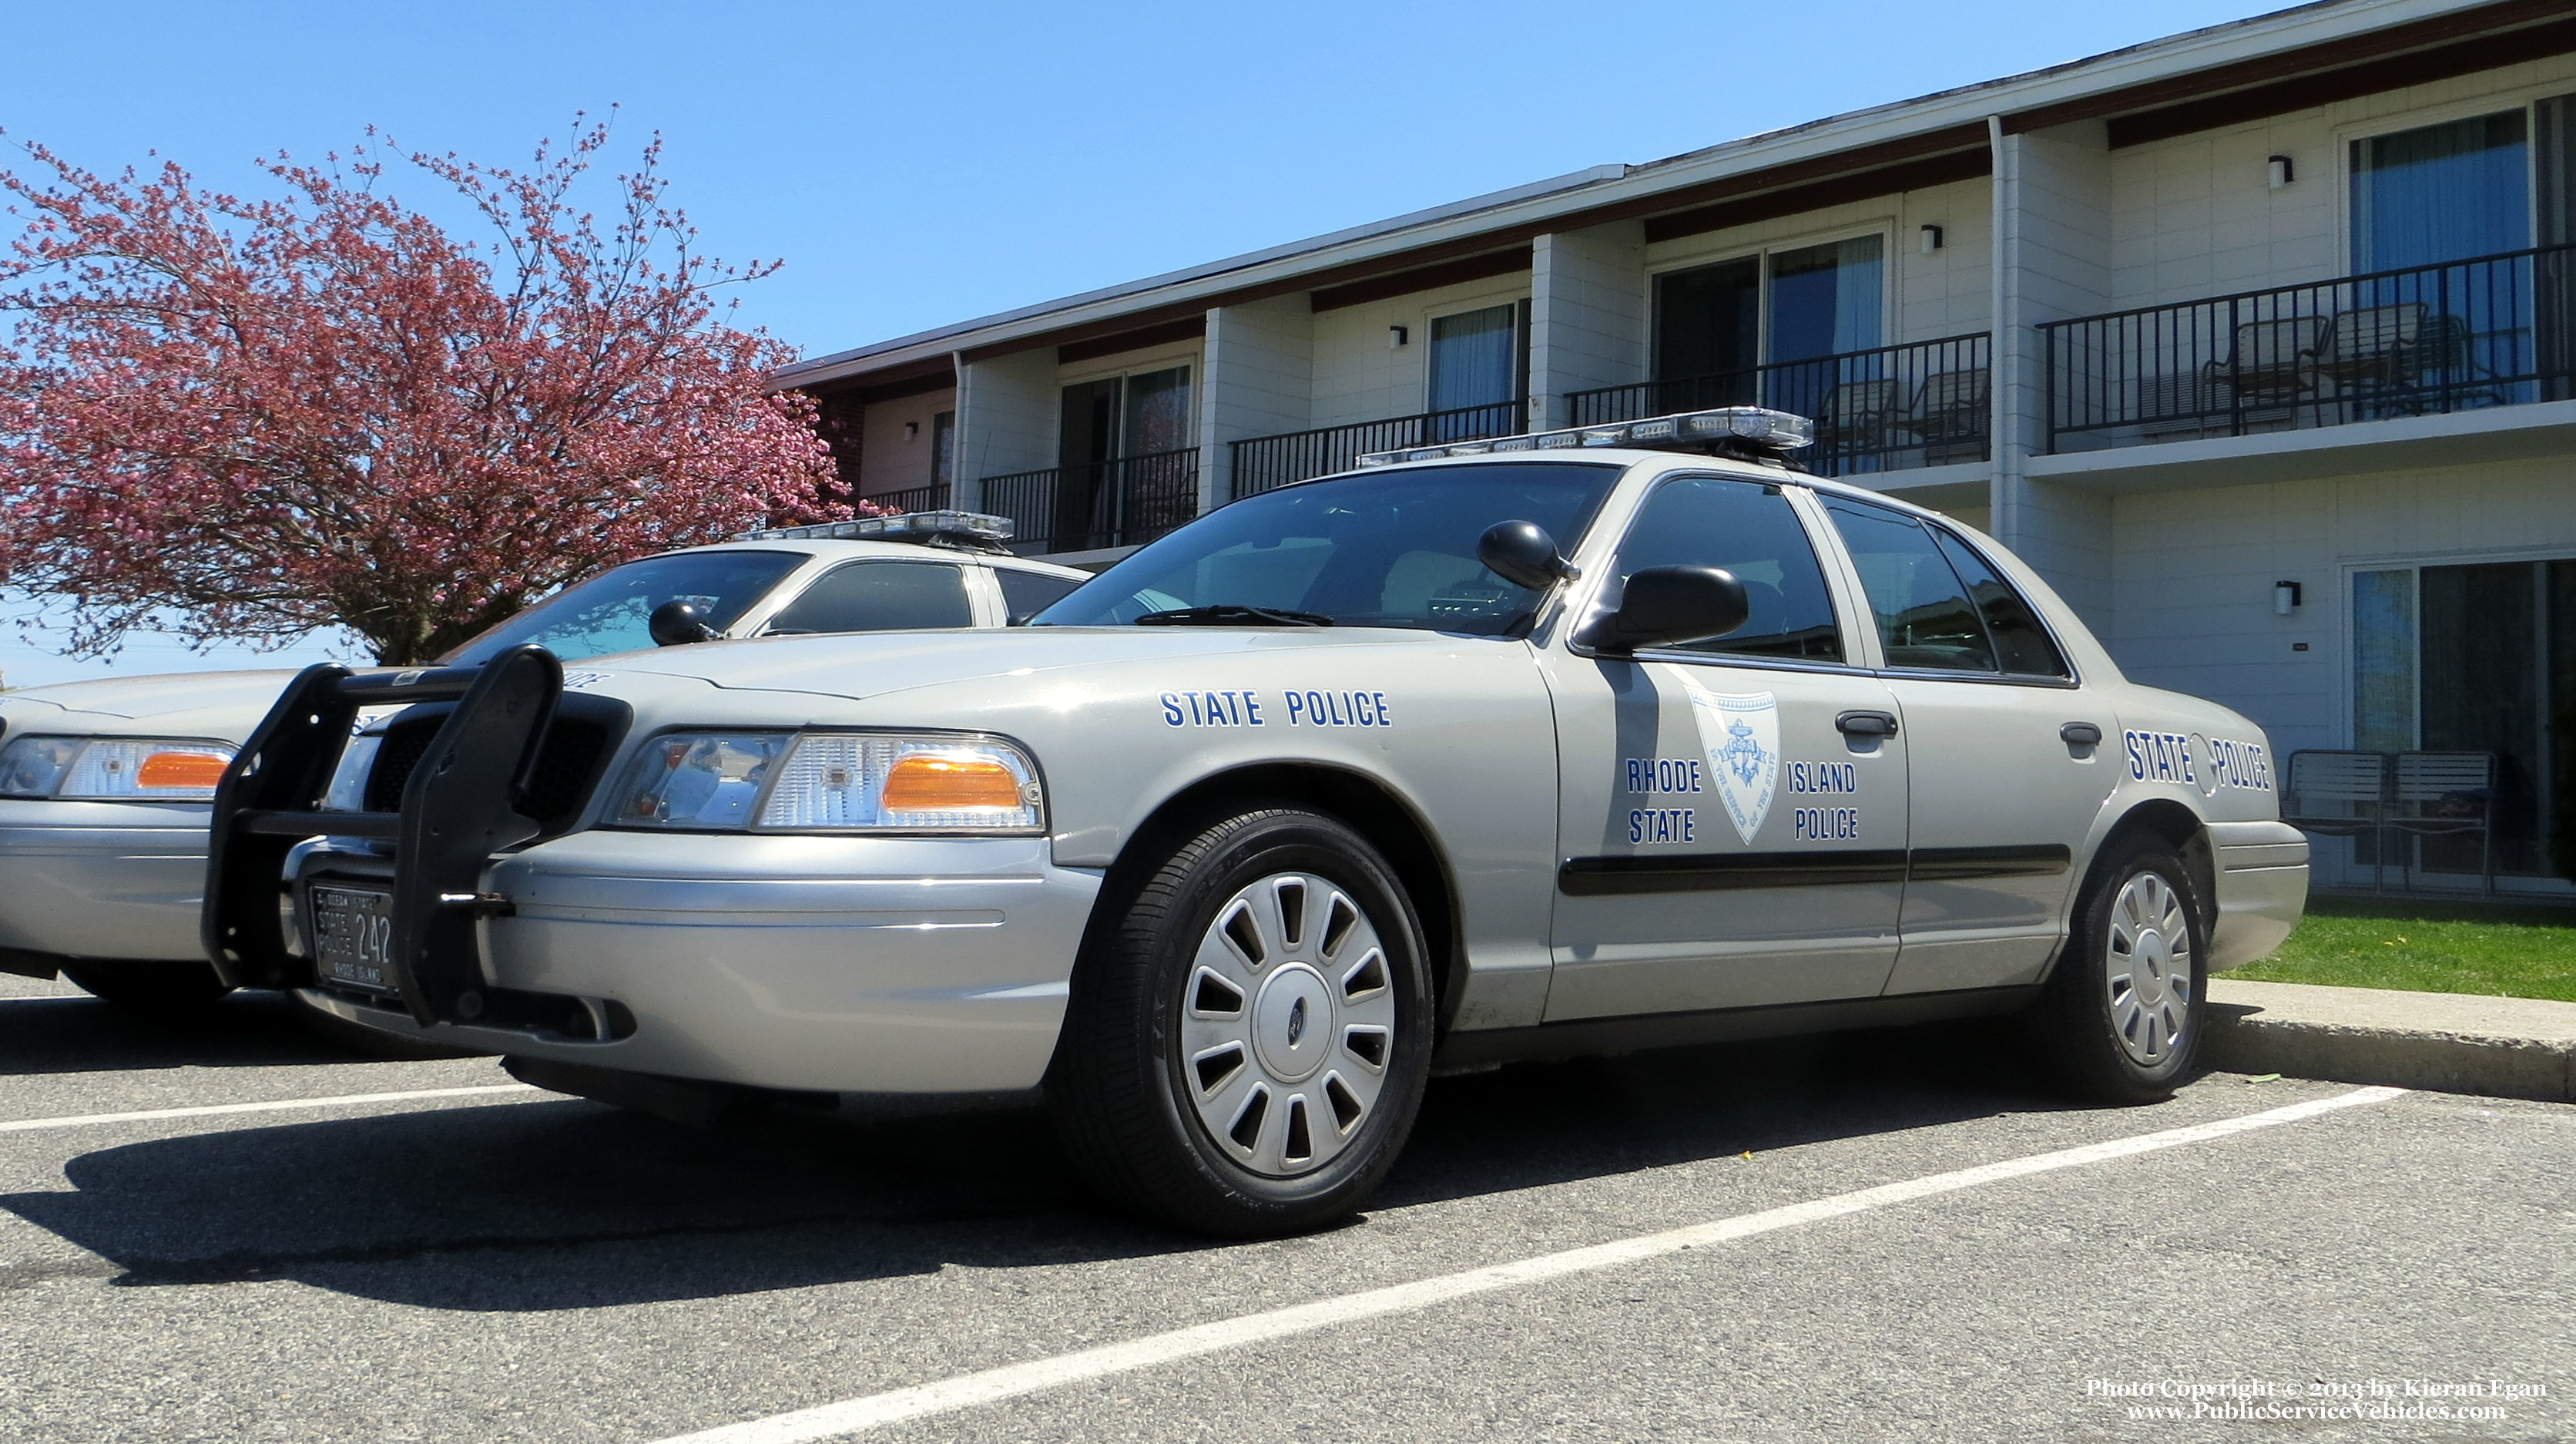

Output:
xmin=736 ymin=509 xmax=1016 ymax=544
xmin=1356 ymin=407 xmax=1814 ymax=468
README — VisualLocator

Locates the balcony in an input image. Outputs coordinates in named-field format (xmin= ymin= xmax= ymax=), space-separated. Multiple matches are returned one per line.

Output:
xmin=855 ymin=482 xmax=950 ymax=515
xmin=1566 ymin=332 xmax=1991 ymax=478
xmin=980 ymin=448 xmax=1199 ymax=555
xmin=2044 ymin=246 xmax=2576 ymax=454
xmin=1228 ymin=400 xmax=1523 ymax=500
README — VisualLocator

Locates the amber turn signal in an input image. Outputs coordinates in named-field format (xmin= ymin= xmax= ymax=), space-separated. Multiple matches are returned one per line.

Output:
xmin=880 ymin=754 xmax=1025 ymax=812
xmin=137 ymin=751 xmax=233 ymax=791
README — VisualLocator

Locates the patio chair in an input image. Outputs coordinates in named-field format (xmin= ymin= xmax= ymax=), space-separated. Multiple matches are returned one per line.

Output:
xmin=2199 ymin=315 xmax=2327 ymax=410
xmin=2282 ymin=749 xmax=2391 ymax=892
xmin=2386 ymin=751 xmax=2497 ymax=897
xmin=1909 ymin=368 xmax=1990 ymax=464
xmin=1818 ymin=378 xmax=1907 ymax=463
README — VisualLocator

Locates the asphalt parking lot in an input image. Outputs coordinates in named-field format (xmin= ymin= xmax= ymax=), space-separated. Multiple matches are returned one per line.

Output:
xmin=3 ymin=969 xmax=2568 ymax=1444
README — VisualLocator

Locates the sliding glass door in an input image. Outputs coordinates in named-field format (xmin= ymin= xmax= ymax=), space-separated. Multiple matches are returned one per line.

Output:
xmin=1055 ymin=365 xmax=1192 ymax=549
xmin=1650 ymin=235 xmax=1885 ymax=415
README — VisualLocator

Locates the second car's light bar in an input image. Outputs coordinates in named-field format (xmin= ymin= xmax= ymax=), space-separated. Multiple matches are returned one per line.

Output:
xmin=737 ymin=509 xmax=1016 ymax=544
xmin=1356 ymin=406 xmax=1816 ymax=468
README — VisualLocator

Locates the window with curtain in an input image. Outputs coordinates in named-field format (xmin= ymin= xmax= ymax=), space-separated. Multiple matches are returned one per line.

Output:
xmin=1766 ymin=236 xmax=1884 ymax=362
xmin=1651 ymin=235 xmax=1886 ymax=398
xmin=1428 ymin=304 xmax=1520 ymax=413
xmin=2350 ymin=111 xmax=2530 ymax=271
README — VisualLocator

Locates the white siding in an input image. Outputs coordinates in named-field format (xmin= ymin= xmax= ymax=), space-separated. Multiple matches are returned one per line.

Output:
xmin=1531 ymin=222 xmax=1646 ymax=428
xmin=854 ymin=389 xmax=955 ymax=501
xmin=1307 ymin=276 xmax=1531 ymax=429
xmin=1639 ymin=175 xmax=1994 ymax=346
xmin=1200 ymin=297 xmax=1315 ymax=505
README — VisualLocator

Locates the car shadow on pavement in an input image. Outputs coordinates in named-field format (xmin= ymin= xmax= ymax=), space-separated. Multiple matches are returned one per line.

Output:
xmin=0 ymin=989 xmax=359 ymax=1076
xmin=4 ymin=1019 xmax=2078 ymax=1312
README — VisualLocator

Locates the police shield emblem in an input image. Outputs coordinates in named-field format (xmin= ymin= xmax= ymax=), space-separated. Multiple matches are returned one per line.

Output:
xmin=1683 ymin=683 xmax=1779 ymax=844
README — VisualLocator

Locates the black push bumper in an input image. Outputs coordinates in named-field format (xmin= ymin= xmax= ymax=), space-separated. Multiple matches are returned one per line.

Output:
xmin=202 ymin=644 xmax=599 ymax=1024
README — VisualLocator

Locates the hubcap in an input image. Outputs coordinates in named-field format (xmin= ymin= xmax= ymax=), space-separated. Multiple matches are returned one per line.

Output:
xmin=2105 ymin=870 xmax=2194 ymax=1067
xmin=1179 ymin=871 xmax=1397 ymax=1178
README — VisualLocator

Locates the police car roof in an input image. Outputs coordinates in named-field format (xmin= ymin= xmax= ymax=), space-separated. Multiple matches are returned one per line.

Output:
xmin=1296 ymin=448 xmax=1957 ymax=527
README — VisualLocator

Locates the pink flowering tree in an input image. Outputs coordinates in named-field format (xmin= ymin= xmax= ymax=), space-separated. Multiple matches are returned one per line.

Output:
xmin=0 ymin=118 xmax=850 ymax=665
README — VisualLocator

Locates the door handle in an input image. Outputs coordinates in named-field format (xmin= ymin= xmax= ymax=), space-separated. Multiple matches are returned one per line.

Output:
xmin=1836 ymin=710 xmax=1899 ymax=738
xmin=2061 ymin=721 xmax=2104 ymax=747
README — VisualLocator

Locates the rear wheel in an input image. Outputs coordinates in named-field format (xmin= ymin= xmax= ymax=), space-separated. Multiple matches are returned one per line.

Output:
xmin=59 ymin=959 xmax=233 ymax=1014
xmin=1048 ymin=807 xmax=1433 ymax=1236
xmin=2031 ymin=833 xmax=2205 ymax=1103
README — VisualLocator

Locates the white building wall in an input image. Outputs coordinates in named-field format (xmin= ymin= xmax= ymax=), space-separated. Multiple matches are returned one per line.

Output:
xmin=954 ymin=351 xmax=1056 ymax=512
xmin=854 ymin=388 xmax=956 ymax=501
xmin=1199 ymin=297 xmax=1314 ymax=507
xmin=1308 ymin=275 xmax=1532 ymax=429
xmin=1531 ymin=222 xmax=1646 ymax=428
xmin=1639 ymin=176 xmax=1994 ymax=345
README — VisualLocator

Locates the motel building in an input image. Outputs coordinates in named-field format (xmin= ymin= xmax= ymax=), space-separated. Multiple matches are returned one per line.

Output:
xmin=773 ymin=0 xmax=2576 ymax=900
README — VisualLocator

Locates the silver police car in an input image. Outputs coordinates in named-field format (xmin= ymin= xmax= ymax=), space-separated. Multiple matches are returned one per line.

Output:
xmin=210 ymin=409 xmax=2307 ymax=1234
xmin=0 ymin=519 xmax=1085 ymax=1009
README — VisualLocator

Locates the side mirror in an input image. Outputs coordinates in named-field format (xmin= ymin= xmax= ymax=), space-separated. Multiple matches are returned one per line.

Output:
xmin=1575 ymin=566 xmax=1750 ymax=655
xmin=648 ymin=599 xmax=719 ymax=647
xmin=1477 ymin=521 xmax=1579 ymax=592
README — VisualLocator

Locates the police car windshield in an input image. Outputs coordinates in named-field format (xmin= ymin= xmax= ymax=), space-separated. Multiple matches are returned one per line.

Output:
xmin=1033 ymin=462 xmax=1621 ymax=636
xmin=438 ymin=550 xmax=804 ymax=666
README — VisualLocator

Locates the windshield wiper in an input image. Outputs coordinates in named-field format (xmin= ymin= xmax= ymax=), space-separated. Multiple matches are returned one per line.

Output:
xmin=1133 ymin=604 xmax=1335 ymax=628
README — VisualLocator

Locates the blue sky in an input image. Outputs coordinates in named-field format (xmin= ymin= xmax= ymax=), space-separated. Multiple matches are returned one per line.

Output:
xmin=0 ymin=0 xmax=2267 ymax=687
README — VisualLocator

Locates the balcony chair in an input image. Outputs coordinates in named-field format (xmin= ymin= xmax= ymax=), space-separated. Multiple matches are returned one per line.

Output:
xmin=2198 ymin=315 xmax=2328 ymax=418
xmin=2313 ymin=304 xmax=2493 ymax=416
xmin=2282 ymin=749 xmax=2392 ymax=892
xmin=1816 ymin=378 xmax=1907 ymax=467
xmin=2386 ymin=751 xmax=2497 ymax=897
xmin=1908 ymin=368 xmax=1990 ymax=464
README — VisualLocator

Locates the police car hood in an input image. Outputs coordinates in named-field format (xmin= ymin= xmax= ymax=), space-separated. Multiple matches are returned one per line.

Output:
xmin=586 ymin=626 xmax=1449 ymax=702
xmin=0 ymin=668 xmax=307 ymax=740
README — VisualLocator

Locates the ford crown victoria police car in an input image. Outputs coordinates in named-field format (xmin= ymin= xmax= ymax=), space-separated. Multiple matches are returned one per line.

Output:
xmin=207 ymin=410 xmax=2308 ymax=1234
xmin=0 ymin=519 xmax=1084 ymax=1009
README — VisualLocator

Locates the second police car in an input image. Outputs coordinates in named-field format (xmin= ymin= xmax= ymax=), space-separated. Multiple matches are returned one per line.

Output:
xmin=0 ymin=515 xmax=1085 ymax=1009
xmin=205 ymin=409 xmax=2309 ymax=1234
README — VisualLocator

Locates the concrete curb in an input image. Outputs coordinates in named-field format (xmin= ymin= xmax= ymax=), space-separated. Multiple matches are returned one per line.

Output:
xmin=2203 ymin=979 xmax=2576 ymax=1103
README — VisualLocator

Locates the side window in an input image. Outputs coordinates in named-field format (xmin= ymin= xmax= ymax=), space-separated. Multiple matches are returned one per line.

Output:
xmin=996 ymin=567 xmax=1082 ymax=623
xmin=1822 ymin=501 xmax=1997 ymax=673
xmin=1930 ymin=529 xmax=2070 ymax=678
xmin=1611 ymin=476 xmax=1843 ymax=661
xmin=762 ymin=561 xmax=974 ymax=635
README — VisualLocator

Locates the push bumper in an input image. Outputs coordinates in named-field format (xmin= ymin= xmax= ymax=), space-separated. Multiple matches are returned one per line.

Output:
xmin=2206 ymin=820 xmax=2309 ymax=971
xmin=0 ymin=799 xmax=213 ymax=963
xmin=302 ymin=830 xmax=1102 ymax=1093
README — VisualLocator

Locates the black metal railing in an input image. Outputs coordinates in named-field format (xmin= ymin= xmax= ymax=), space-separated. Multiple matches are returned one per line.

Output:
xmin=856 ymin=482 xmax=950 ymax=515
xmin=980 ymin=448 xmax=1199 ymax=554
xmin=1228 ymin=399 xmax=1524 ymax=499
xmin=1565 ymin=333 xmax=1992 ymax=477
xmin=2044 ymin=244 xmax=2576 ymax=452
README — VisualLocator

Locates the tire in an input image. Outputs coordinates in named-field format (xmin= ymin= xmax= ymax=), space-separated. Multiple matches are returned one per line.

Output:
xmin=1047 ymin=806 xmax=1434 ymax=1236
xmin=2031 ymin=832 xmax=2208 ymax=1104
xmin=59 ymin=959 xmax=234 ymax=1014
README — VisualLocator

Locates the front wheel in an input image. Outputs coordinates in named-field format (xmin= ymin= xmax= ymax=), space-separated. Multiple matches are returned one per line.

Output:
xmin=2031 ymin=833 xmax=2207 ymax=1103
xmin=1047 ymin=807 xmax=1434 ymax=1236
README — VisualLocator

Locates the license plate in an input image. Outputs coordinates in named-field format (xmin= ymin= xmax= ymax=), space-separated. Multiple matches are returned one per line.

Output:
xmin=308 ymin=884 xmax=398 ymax=995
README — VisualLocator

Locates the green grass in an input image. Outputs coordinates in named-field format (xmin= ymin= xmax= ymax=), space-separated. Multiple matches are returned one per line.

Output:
xmin=2232 ymin=895 xmax=2576 ymax=1002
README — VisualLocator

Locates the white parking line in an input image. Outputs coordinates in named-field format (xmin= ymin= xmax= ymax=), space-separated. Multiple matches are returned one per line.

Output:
xmin=0 ymin=1083 xmax=541 ymax=1134
xmin=649 ymin=1085 xmax=2407 ymax=1444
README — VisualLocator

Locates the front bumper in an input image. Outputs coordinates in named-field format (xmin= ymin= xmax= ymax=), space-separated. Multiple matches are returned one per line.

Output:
xmin=2207 ymin=820 xmax=2309 ymax=971
xmin=0 ymin=799 xmax=213 ymax=962
xmin=303 ymin=830 xmax=1102 ymax=1093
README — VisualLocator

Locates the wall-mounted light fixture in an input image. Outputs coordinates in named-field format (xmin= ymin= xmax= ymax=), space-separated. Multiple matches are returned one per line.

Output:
xmin=1919 ymin=223 xmax=1944 ymax=254
xmin=1388 ymin=325 xmax=1410 ymax=349
xmin=2268 ymin=155 xmax=2295 ymax=190
xmin=903 ymin=421 xmax=920 ymax=441
xmin=2274 ymin=579 xmax=2304 ymax=615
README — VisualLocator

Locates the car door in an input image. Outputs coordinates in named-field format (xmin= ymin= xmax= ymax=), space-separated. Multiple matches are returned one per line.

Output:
xmin=1815 ymin=497 xmax=2115 ymax=994
xmin=753 ymin=559 xmax=978 ymax=636
xmin=1538 ymin=472 xmax=1910 ymax=1021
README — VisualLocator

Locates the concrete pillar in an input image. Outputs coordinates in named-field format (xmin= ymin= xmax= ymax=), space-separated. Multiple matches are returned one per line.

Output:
xmin=1197 ymin=296 xmax=1313 ymax=510
xmin=1990 ymin=118 xmax=2115 ymax=628
xmin=953 ymin=348 xmax=1057 ymax=514
xmin=1530 ymin=222 xmax=1648 ymax=429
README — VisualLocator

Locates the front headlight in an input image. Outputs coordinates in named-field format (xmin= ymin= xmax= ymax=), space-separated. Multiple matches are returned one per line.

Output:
xmin=0 ymin=735 xmax=237 ymax=801
xmin=608 ymin=730 xmax=1043 ymax=833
